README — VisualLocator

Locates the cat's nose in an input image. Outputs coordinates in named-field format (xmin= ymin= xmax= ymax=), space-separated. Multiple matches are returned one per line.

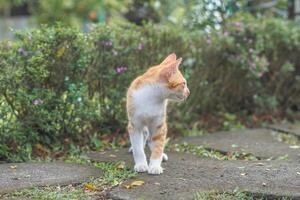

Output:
xmin=185 ymin=88 xmax=190 ymax=97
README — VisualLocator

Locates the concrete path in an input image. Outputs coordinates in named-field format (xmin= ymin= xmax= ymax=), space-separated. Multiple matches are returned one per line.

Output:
xmin=268 ymin=123 xmax=300 ymax=137
xmin=1 ymin=127 xmax=300 ymax=199
xmin=177 ymin=129 xmax=300 ymax=160
xmin=86 ymin=149 xmax=300 ymax=200
xmin=0 ymin=162 xmax=102 ymax=194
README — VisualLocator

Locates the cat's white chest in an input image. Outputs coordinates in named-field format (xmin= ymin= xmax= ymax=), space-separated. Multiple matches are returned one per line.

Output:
xmin=131 ymin=85 xmax=166 ymax=121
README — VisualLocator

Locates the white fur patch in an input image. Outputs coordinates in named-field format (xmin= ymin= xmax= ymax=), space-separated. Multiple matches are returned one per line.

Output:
xmin=148 ymin=158 xmax=163 ymax=175
xmin=131 ymin=84 xmax=167 ymax=125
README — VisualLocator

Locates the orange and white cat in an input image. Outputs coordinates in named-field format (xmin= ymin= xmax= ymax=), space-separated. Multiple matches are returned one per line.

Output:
xmin=126 ymin=53 xmax=190 ymax=175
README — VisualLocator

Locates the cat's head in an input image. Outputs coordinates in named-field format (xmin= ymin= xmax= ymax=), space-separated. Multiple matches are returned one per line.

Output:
xmin=159 ymin=53 xmax=190 ymax=102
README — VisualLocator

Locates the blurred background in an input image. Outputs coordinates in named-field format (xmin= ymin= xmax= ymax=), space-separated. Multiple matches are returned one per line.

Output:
xmin=1 ymin=0 xmax=300 ymax=162
xmin=1 ymin=0 xmax=300 ymax=39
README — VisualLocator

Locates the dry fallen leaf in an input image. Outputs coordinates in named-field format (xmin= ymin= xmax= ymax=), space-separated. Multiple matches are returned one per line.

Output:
xmin=124 ymin=180 xmax=145 ymax=189
xmin=117 ymin=163 xmax=125 ymax=170
xmin=256 ymin=163 xmax=264 ymax=166
xmin=289 ymin=145 xmax=300 ymax=149
xmin=240 ymin=173 xmax=247 ymax=176
xmin=84 ymin=183 xmax=98 ymax=191
xmin=34 ymin=143 xmax=49 ymax=157
xmin=56 ymin=47 xmax=65 ymax=58
xmin=118 ymin=138 xmax=127 ymax=146
xmin=109 ymin=154 xmax=117 ymax=158
xmin=10 ymin=165 xmax=17 ymax=169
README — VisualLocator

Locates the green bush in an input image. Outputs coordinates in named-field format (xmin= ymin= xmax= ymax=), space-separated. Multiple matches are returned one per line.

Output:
xmin=0 ymin=26 xmax=93 ymax=161
xmin=188 ymin=14 xmax=300 ymax=116
xmin=1 ymin=15 xmax=300 ymax=161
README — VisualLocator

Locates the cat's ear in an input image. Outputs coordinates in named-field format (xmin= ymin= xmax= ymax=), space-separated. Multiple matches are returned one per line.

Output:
xmin=160 ymin=58 xmax=182 ymax=80
xmin=160 ymin=53 xmax=177 ymax=65
xmin=175 ymin=57 xmax=182 ymax=68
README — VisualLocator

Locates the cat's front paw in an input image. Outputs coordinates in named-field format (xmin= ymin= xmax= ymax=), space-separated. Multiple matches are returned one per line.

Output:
xmin=134 ymin=163 xmax=148 ymax=173
xmin=148 ymin=165 xmax=163 ymax=175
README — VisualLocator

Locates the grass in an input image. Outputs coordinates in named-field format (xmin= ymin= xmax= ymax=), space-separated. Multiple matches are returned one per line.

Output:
xmin=194 ymin=190 xmax=255 ymax=200
xmin=271 ymin=131 xmax=300 ymax=145
xmin=168 ymin=142 xmax=259 ymax=161
xmin=193 ymin=191 xmax=293 ymax=200
xmin=1 ymin=156 xmax=136 ymax=200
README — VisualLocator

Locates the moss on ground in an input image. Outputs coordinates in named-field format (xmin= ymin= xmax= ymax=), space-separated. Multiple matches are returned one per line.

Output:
xmin=167 ymin=143 xmax=259 ymax=161
xmin=2 ymin=156 xmax=136 ymax=200
xmin=193 ymin=190 xmax=293 ymax=200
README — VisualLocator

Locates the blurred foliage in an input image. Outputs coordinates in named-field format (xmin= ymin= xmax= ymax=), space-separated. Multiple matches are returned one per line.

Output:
xmin=0 ymin=0 xmax=131 ymax=27
xmin=0 ymin=0 xmax=28 ymax=6
xmin=0 ymin=0 xmax=291 ymax=29
xmin=30 ymin=0 xmax=129 ymax=27
xmin=0 ymin=14 xmax=300 ymax=161
xmin=30 ymin=0 xmax=132 ymax=27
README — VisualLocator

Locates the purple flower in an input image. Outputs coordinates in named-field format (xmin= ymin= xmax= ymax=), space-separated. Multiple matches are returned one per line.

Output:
xmin=249 ymin=48 xmax=254 ymax=53
xmin=223 ymin=31 xmax=229 ymax=36
xmin=18 ymin=47 xmax=28 ymax=56
xmin=234 ymin=22 xmax=242 ymax=27
xmin=137 ymin=43 xmax=144 ymax=50
xmin=18 ymin=48 xmax=24 ymax=54
xmin=101 ymin=40 xmax=112 ymax=47
xmin=207 ymin=39 xmax=211 ymax=44
xmin=257 ymin=72 xmax=264 ymax=78
xmin=116 ymin=66 xmax=127 ymax=74
xmin=33 ymin=99 xmax=43 ymax=106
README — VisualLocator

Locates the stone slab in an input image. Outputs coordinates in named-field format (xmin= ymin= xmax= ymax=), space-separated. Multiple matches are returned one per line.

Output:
xmin=268 ymin=123 xmax=300 ymax=137
xmin=0 ymin=162 xmax=102 ymax=194
xmin=86 ymin=149 xmax=300 ymax=200
xmin=177 ymin=129 xmax=300 ymax=160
